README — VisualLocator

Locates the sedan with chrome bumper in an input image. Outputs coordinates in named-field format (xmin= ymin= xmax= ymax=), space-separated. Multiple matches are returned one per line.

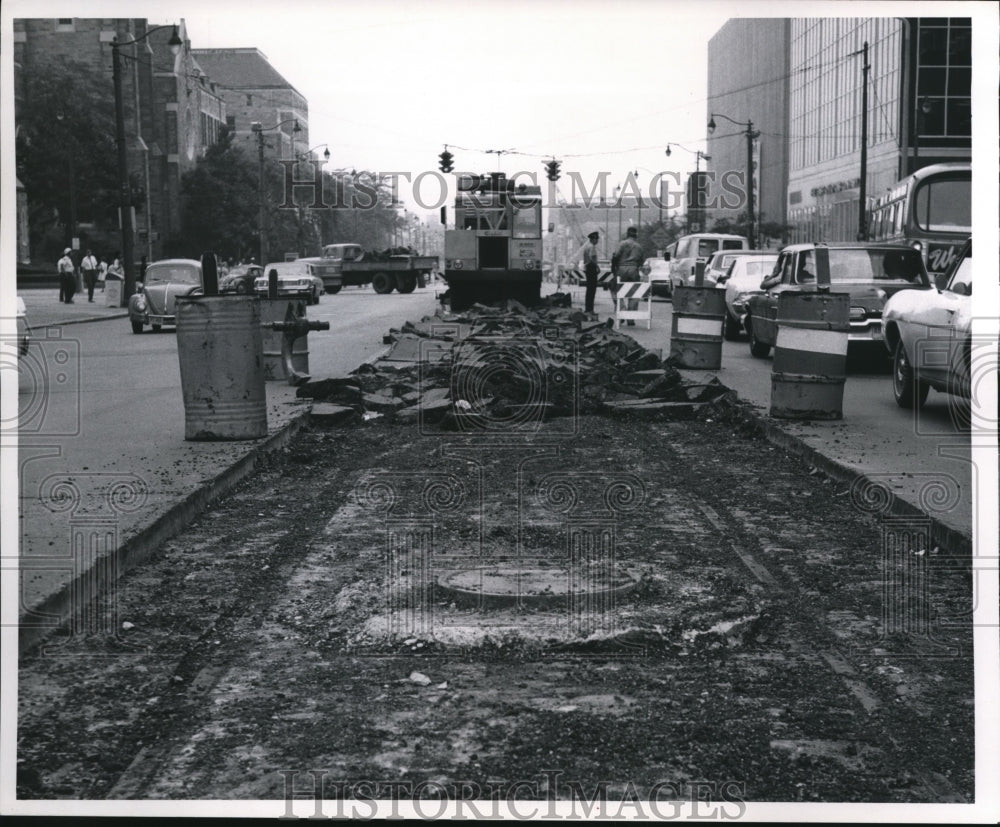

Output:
xmin=128 ymin=259 xmax=203 ymax=334
xmin=881 ymin=238 xmax=973 ymax=409
xmin=745 ymin=243 xmax=931 ymax=360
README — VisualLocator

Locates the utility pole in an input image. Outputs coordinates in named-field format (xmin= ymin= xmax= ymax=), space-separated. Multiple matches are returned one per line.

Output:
xmin=858 ymin=41 xmax=870 ymax=241
xmin=112 ymin=24 xmax=182 ymax=305
xmin=254 ymin=123 xmax=266 ymax=265
xmin=112 ymin=42 xmax=135 ymax=305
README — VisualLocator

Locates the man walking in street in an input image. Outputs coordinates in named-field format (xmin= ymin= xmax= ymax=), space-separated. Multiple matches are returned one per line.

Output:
xmin=57 ymin=248 xmax=76 ymax=303
xmin=573 ymin=230 xmax=602 ymax=315
xmin=81 ymin=249 xmax=99 ymax=303
xmin=611 ymin=226 xmax=645 ymax=326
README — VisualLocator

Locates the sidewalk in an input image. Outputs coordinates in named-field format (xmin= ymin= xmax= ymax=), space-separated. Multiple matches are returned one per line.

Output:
xmin=18 ymin=287 xmax=129 ymax=329
xmin=11 ymin=282 xmax=973 ymax=654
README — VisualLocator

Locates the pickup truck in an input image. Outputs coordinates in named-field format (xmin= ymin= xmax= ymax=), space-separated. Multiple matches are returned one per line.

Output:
xmin=318 ymin=244 xmax=439 ymax=294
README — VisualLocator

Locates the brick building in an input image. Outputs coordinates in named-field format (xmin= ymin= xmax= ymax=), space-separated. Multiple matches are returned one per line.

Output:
xmin=190 ymin=48 xmax=309 ymax=160
xmin=12 ymin=18 xmax=253 ymax=262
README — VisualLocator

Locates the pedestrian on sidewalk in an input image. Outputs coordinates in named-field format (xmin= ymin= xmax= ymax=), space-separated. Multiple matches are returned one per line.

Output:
xmin=97 ymin=255 xmax=108 ymax=292
xmin=81 ymin=249 xmax=99 ymax=302
xmin=611 ymin=226 xmax=645 ymax=326
xmin=572 ymin=230 xmax=602 ymax=315
xmin=107 ymin=255 xmax=124 ymax=280
xmin=57 ymin=248 xmax=76 ymax=303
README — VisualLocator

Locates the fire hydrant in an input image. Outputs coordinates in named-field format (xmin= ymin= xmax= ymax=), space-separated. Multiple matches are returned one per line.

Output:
xmin=270 ymin=312 xmax=330 ymax=386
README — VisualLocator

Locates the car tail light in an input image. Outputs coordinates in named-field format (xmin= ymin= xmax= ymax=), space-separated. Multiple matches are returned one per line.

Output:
xmin=454 ymin=260 xmax=464 ymax=269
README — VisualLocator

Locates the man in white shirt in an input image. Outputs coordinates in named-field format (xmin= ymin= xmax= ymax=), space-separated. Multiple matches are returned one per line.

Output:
xmin=80 ymin=249 xmax=99 ymax=303
xmin=57 ymin=248 xmax=76 ymax=303
xmin=572 ymin=230 xmax=602 ymax=315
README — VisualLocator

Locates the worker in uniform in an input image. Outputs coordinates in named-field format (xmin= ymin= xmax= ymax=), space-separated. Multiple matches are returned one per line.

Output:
xmin=611 ymin=226 xmax=645 ymax=325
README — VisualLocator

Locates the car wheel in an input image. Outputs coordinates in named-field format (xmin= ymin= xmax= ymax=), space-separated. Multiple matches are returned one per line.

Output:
xmin=371 ymin=272 xmax=394 ymax=294
xmin=748 ymin=321 xmax=770 ymax=358
xmin=723 ymin=313 xmax=742 ymax=341
xmin=235 ymin=282 xmax=248 ymax=295
xmin=396 ymin=274 xmax=417 ymax=294
xmin=892 ymin=340 xmax=929 ymax=409
xmin=325 ymin=285 xmax=342 ymax=295
xmin=131 ymin=320 xmax=144 ymax=334
xmin=151 ymin=324 xmax=162 ymax=333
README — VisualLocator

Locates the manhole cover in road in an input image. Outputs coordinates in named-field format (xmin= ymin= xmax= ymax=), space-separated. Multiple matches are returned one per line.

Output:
xmin=436 ymin=566 xmax=639 ymax=609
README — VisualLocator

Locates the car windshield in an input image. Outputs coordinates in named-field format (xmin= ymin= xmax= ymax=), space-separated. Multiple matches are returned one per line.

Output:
xmin=947 ymin=254 xmax=972 ymax=294
xmin=145 ymin=264 xmax=200 ymax=285
xmin=825 ymin=248 xmax=926 ymax=284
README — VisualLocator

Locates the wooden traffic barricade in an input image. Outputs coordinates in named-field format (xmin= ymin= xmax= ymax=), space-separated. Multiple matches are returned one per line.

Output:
xmin=613 ymin=281 xmax=652 ymax=330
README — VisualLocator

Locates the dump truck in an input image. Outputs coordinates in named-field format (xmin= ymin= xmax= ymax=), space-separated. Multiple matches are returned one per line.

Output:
xmin=318 ymin=244 xmax=438 ymax=294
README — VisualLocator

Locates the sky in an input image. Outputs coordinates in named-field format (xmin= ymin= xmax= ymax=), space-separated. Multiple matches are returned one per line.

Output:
xmin=175 ymin=0 xmax=733 ymax=219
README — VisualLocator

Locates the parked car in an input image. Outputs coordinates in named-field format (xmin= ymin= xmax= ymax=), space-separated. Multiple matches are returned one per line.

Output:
xmin=664 ymin=233 xmax=749 ymax=294
xmin=706 ymin=249 xmax=777 ymax=287
xmin=745 ymin=243 xmax=930 ymax=359
xmin=720 ymin=254 xmax=779 ymax=340
xmin=882 ymin=238 xmax=973 ymax=409
xmin=128 ymin=258 xmax=203 ymax=334
xmin=253 ymin=260 xmax=324 ymax=305
xmin=16 ymin=296 xmax=31 ymax=356
xmin=220 ymin=264 xmax=263 ymax=295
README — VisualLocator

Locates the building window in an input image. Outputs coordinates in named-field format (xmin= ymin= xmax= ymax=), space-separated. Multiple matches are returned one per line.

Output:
xmin=246 ymin=94 xmax=253 ymax=106
xmin=916 ymin=18 xmax=971 ymax=138
xmin=56 ymin=19 xmax=75 ymax=32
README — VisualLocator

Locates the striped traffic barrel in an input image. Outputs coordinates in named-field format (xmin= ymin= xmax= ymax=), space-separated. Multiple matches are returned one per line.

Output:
xmin=260 ymin=298 xmax=309 ymax=381
xmin=769 ymin=254 xmax=850 ymax=419
xmin=175 ymin=295 xmax=267 ymax=440
xmin=669 ymin=286 xmax=727 ymax=369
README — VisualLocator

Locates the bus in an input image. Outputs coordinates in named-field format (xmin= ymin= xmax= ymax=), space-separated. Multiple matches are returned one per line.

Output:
xmin=867 ymin=162 xmax=970 ymax=286
xmin=443 ymin=173 xmax=543 ymax=311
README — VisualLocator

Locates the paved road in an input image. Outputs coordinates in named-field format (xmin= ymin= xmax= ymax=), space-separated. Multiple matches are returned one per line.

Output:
xmin=7 ymin=286 xmax=438 ymax=648
xmin=4 ymin=281 xmax=983 ymax=652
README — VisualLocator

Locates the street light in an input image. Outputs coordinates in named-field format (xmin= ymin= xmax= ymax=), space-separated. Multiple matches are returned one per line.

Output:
xmin=295 ymin=145 xmax=329 ymax=255
xmin=708 ymin=113 xmax=760 ymax=249
xmin=252 ymin=118 xmax=302 ymax=265
xmin=666 ymin=144 xmax=711 ymax=232
xmin=112 ymin=23 xmax=183 ymax=305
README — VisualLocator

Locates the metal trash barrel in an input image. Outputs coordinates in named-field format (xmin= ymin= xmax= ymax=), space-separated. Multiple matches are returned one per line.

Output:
xmin=260 ymin=298 xmax=309 ymax=381
xmin=669 ymin=286 xmax=727 ymax=369
xmin=769 ymin=255 xmax=850 ymax=420
xmin=175 ymin=295 xmax=267 ymax=440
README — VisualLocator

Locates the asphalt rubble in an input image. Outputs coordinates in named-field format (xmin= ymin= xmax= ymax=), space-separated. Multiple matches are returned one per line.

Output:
xmin=297 ymin=294 xmax=737 ymax=428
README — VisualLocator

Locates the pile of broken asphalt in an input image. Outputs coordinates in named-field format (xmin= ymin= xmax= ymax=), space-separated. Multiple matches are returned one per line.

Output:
xmin=296 ymin=294 xmax=736 ymax=428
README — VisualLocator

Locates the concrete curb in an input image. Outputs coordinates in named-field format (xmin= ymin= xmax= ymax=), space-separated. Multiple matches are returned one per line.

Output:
xmin=33 ymin=312 xmax=129 ymax=330
xmin=751 ymin=416 xmax=972 ymax=557
xmin=18 ymin=402 xmax=314 ymax=655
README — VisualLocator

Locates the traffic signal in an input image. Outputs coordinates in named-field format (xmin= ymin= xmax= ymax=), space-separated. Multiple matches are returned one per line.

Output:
xmin=439 ymin=149 xmax=454 ymax=173
xmin=544 ymin=159 xmax=561 ymax=182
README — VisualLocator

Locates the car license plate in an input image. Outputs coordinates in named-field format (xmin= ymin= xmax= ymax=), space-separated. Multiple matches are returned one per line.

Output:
xmin=871 ymin=327 xmax=883 ymax=340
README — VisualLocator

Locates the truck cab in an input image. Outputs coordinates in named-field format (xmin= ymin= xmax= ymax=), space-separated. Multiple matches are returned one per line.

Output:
xmin=321 ymin=244 xmax=365 ymax=264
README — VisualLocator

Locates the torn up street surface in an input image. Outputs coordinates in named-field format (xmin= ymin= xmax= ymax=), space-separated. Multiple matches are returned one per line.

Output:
xmin=17 ymin=301 xmax=973 ymax=806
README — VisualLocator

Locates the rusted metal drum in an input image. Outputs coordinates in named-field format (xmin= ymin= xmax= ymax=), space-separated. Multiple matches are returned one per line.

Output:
xmin=260 ymin=298 xmax=309 ymax=381
xmin=669 ymin=286 xmax=727 ymax=369
xmin=769 ymin=291 xmax=850 ymax=419
xmin=175 ymin=295 xmax=267 ymax=440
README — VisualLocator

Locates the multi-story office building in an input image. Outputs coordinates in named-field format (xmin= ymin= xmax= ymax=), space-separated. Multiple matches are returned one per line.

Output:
xmin=706 ymin=16 xmax=972 ymax=245
xmin=705 ymin=19 xmax=790 ymax=247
